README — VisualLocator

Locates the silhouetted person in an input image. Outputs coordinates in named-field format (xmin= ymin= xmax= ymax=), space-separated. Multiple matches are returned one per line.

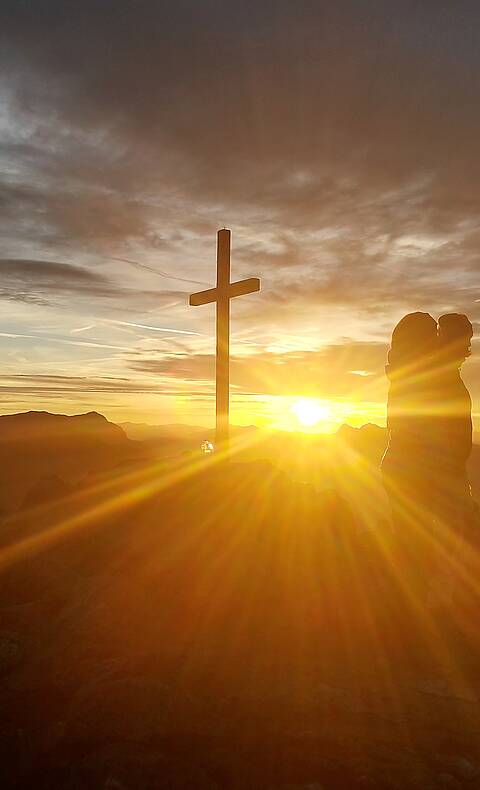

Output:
xmin=436 ymin=313 xmax=473 ymax=482
xmin=381 ymin=313 xmax=440 ymax=579
xmin=431 ymin=314 xmax=475 ymax=592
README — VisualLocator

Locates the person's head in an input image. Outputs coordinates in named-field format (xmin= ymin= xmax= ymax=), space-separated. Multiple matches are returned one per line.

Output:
xmin=438 ymin=313 xmax=473 ymax=367
xmin=387 ymin=312 xmax=438 ymax=375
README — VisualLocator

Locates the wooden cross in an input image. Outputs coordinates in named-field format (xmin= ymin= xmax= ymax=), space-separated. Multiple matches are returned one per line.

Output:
xmin=190 ymin=229 xmax=260 ymax=449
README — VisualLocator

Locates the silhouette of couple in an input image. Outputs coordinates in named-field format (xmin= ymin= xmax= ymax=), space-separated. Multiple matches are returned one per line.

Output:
xmin=382 ymin=312 xmax=474 ymax=599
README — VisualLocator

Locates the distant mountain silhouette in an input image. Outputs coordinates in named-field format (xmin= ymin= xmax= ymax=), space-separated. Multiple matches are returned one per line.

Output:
xmin=336 ymin=422 xmax=388 ymax=460
xmin=121 ymin=418 xmax=480 ymax=500
xmin=1 ymin=413 xmax=479 ymax=517
xmin=0 ymin=410 xmax=126 ymax=443
xmin=120 ymin=421 xmax=209 ymax=441
xmin=120 ymin=421 xmax=258 ymax=455
xmin=0 ymin=411 xmax=151 ymax=513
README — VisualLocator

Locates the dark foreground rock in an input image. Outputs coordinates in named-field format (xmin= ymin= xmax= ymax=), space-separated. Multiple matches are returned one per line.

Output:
xmin=1 ymin=458 xmax=479 ymax=789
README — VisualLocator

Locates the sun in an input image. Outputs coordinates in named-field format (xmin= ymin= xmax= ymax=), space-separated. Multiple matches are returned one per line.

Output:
xmin=291 ymin=398 xmax=332 ymax=428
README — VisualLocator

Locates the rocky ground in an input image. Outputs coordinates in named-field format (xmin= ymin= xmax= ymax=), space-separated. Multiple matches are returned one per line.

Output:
xmin=1 ymin=458 xmax=479 ymax=789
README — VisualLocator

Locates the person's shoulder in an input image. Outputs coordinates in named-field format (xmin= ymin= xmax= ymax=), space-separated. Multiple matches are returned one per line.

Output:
xmin=439 ymin=368 xmax=463 ymax=388
xmin=459 ymin=373 xmax=472 ymax=400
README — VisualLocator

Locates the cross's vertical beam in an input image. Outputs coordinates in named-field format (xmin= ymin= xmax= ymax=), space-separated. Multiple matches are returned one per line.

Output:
xmin=189 ymin=229 xmax=260 ymax=453
xmin=216 ymin=229 xmax=230 ymax=448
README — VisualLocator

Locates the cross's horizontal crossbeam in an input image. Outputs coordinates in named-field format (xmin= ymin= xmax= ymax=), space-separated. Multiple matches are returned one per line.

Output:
xmin=229 ymin=277 xmax=261 ymax=300
xmin=189 ymin=287 xmax=217 ymax=307
xmin=189 ymin=277 xmax=260 ymax=307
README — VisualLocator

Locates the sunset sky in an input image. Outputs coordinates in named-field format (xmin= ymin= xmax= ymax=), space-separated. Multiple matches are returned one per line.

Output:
xmin=1 ymin=2 xmax=480 ymax=431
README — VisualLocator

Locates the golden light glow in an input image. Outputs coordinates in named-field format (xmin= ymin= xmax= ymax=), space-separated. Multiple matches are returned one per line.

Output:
xmin=291 ymin=398 xmax=331 ymax=427
xmin=230 ymin=394 xmax=376 ymax=434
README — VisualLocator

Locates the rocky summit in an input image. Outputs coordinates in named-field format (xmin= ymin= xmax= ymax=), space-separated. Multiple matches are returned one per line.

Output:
xmin=0 ymin=416 xmax=480 ymax=788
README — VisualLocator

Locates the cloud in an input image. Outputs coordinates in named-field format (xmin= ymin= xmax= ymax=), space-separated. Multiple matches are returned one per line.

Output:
xmin=2 ymin=3 xmax=480 ymax=241
xmin=0 ymin=373 xmax=184 ymax=395
xmin=109 ymin=320 xmax=200 ymax=337
xmin=0 ymin=258 xmax=116 ymax=304
xmin=0 ymin=258 xmax=108 ymax=284
xmin=0 ymin=259 xmax=189 ymax=311
xmin=2 ymin=2 xmax=480 ymax=416
xmin=130 ymin=341 xmax=389 ymax=399
xmin=112 ymin=258 xmax=209 ymax=287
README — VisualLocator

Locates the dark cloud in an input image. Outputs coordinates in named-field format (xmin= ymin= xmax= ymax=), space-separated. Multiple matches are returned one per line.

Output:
xmin=0 ymin=258 xmax=116 ymax=304
xmin=0 ymin=176 xmax=152 ymax=250
xmin=2 ymin=2 xmax=480 ymax=227
xmin=0 ymin=259 xmax=107 ymax=283
xmin=0 ymin=259 xmax=188 ymax=308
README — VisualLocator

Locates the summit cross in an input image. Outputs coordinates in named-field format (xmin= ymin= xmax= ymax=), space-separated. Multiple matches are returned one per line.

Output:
xmin=190 ymin=229 xmax=260 ymax=449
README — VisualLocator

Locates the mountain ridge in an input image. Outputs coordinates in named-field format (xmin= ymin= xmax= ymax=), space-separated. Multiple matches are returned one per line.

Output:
xmin=0 ymin=410 xmax=151 ymax=513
